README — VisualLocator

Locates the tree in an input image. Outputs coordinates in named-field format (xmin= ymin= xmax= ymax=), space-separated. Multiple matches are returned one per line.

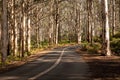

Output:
xmin=49 ymin=0 xmax=54 ymax=45
xmin=1 ymin=0 xmax=9 ymax=64
xmin=11 ymin=0 xmax=18 ymax=56
xmin=104 ymin=0 xmax=111 ymax=56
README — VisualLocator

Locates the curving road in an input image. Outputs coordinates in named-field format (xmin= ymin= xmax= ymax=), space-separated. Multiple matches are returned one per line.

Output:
xmin=0 ymin=45 xmax=91 ymax=80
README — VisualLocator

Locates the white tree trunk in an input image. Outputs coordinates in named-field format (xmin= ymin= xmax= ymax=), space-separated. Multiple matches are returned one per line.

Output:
xmin=28 ymin=17 xmax=31 ymax=52
xmin=23 ymin=14 xmax=26 ymax=53
xmin=77 ymin=9 xmax=82 ymax=44
xmin=104 ymin=0 xmax=111 ymax=56
xmin=21 ymin=0 xmax=26 ymax=56
xmin=14 ymin=19 xmax=18 ymax=56
xmin=55 ymin=24 xmax=59 ymax=44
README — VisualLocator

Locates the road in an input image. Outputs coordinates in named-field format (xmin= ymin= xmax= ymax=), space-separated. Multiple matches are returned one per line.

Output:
xmin=0 ymin=45 xmax=91 ymax=80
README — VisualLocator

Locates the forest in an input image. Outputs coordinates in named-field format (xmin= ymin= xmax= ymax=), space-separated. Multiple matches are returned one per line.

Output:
xmin=0 ymin=0 xmax=120 ymax=79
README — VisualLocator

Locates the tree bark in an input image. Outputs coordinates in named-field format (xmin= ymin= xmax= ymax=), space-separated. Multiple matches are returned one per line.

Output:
xmin=112 ymin=0 xmax=115 ymax=36
xmin=27 ymin=16 xmax=31 ymax=52
xmin=55 ymin=0 xmax=59 ymax=44
xmin=1 ymin=0 xmax=9 ymax=64
xmin=49 ymin=0 xmax=54 ymax=45
xmin=104 ymin=0 xmax=111 ymax=56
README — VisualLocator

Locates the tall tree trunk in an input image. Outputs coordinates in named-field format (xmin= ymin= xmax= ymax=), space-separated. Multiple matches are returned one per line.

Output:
xmin=11 ymin=0 xmax=18 ymax=56
xmin=27 ymin=16 xmax=31 ymax=52
xmin=21 ymin=0 xmax=26 ymax=57
xmin=87 ymin=0 xmax=93 ymax=44
xmin=25 ymin=0 xmax=31 ymax=55
xmin=49 ymin=0 xmax=54 ymax=45
xmin=75 ymin=2 xmax=82 ymax=44
xmin=101 ymin=0 xmax=106 ymax=55
xmin=87 ymin=0 xmax=90 ymax=42
xmin=119 ymin=0 xmax=120 ymax=27
xmin=36 ymin=6 xmax=40 ymax=48
xmin=1 ymin=0 xmax=9 ymax=64
xmin=112 ymin=0 xmax=115 ymax=36
xmin=23 ymin=11 xmax=26 ymax=57
xmin=104 ymin=0 xmax=111 ymax=56
xmin=55 ymin=0 xmax=58 ymax=44
xmin=14 ymin=19 xmax=18 ymax=56
xmin=77 ymin=10 xmax=82 ymax=44
xmin=11 ymin=0 xmax=14 ymax=56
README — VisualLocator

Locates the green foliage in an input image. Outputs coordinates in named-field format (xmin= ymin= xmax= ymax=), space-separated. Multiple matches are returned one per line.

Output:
xmin=87 ymin=43 xmax=101 ymax=54
xmin=31 ymin=35 xmax=49 ymax=49
xmin=24 ymin=51 xmax=31 ymax=57
xmin=4 ymin=55 xmax=21 ymax=65
xmin=111 ymin=38 xmax=120 ymax=55
xmin=31 ymin=36 xmax=37 ymax=48
xmin=80 ymin=42 xmax=89 ymax=51
xmin=93 ymin=36 xmax=102 ymax=43
xmin=41 ymin=40 xmax=49 ymax=46
xmin=110 ymin=32 xmax=120 ymax=55
xmin=59 ymin=40 xmax=70 ymax=44
xmin=81 ymin=42 xmax=102 ymax=54
xmin=113 ymin=32 xmax=120 ymax=38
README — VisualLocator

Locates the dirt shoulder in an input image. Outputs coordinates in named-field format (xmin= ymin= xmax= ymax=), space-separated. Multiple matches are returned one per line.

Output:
xmin=76 ymin=49 xmax=120 ymax=80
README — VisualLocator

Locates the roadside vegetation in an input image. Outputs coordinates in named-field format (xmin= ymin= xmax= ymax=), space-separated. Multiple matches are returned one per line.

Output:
xmin=0 ymin=40 xmax=75 ymax=71
xmin=76 ymin=32 xmax=120 ymax=79
xmin=78 ymin=31 xmax=120 ymax=56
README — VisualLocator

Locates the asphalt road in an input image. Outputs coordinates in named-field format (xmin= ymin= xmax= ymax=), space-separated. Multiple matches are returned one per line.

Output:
xmin=0 ymin=45 xmax=91 ymax=80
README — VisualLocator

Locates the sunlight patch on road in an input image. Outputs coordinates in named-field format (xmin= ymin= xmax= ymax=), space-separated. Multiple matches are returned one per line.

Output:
xmin=44 ymin=51 xmax=74 ymax=53
xmin=36 ymin=58 xmax=57 ymax=62
xmin=0 ymin=76 xmax=19 ymax=80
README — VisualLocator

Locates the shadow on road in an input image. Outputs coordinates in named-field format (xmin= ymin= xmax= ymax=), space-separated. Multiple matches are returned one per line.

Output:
xmin=0 ymin=46 xmax=91 ymax=80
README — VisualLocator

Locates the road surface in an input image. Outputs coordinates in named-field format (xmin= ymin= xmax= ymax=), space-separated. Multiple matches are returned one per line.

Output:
xmin=0 ymin=45 xmax=91 ymax=80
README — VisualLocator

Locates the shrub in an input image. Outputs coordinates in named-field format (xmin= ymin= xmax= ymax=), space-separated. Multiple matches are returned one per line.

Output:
xmin=111 ymin=38 xmax=120 ymax=55
xmin=87 ymin=43 xmax=101 ymax=54
xmin=113 ymin=32 xmax=120 ymax=38
xmin=81 ymin=42 xmax=102 ymax=54
xmin=59 ymin=40 xmax=70 ymax=44
xmin=93 ymin=36 xmax=102 ymax=43
xmin=80 ymin=42 xmax=89 ymax=51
